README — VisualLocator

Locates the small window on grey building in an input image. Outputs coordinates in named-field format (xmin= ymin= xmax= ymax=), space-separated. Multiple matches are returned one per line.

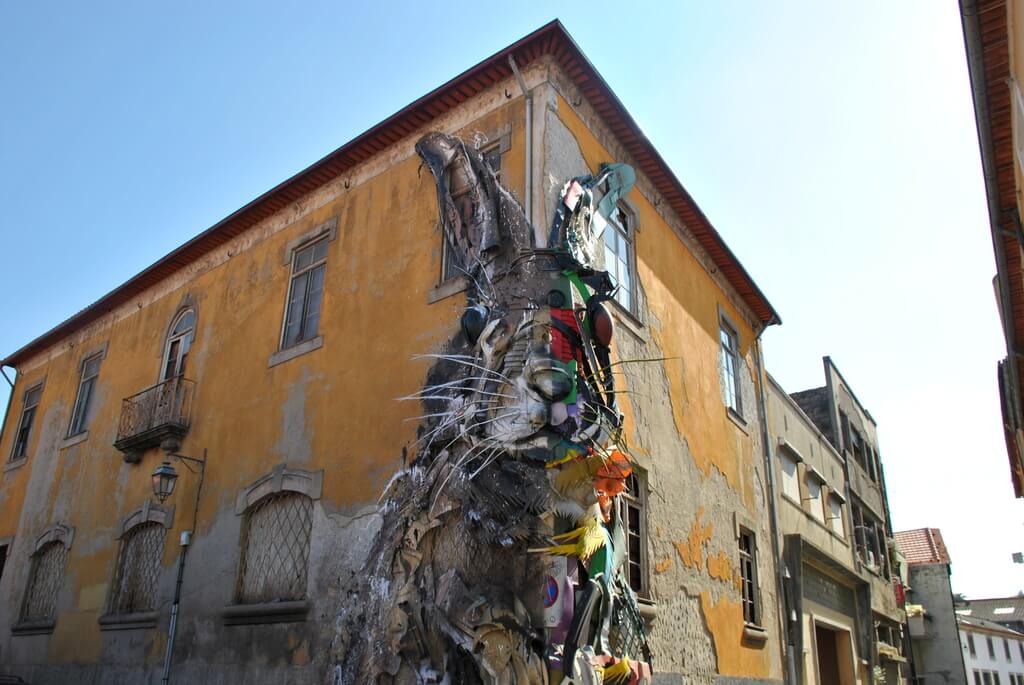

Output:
xmin=983 ymin=672 xmax=993 ymax=685
xmin=990 ymin=636 xmax=997 ymax=659
xmin=718 ymin=319 xmax=742 ymax=416
xmin=68 ymin=353 xmax=102 ymax=437
xmin=974 ymin=672 xmax=982 ymax=685
xmin=1019 ymin=642 xmax=1023 ymax=661
xmin=779 ymin=450 xmax=800 ymax=502
xmin=1006 ymin=638 xmax=1013 ymax=661
xmin=281 ymin=238 xmax=328 ymax=349
xmin=10 ymin=383 xmax=42 ymax=462
xmin=20 ymin=541 xmax=68 ymax=623
xmin=969 ymin=633 xmax=977 ymax=657
xmin=738 ymin=529 xmax=759 ymax=625
xmin=235 ymin=491 xmax=314 ymax=604
xmin=828 ymin=495 xmax=845 ymax=538
xmin=107 ymin=522 xmax=165 ymax=615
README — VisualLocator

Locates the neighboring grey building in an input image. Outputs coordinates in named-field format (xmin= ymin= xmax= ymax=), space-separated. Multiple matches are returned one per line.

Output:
xmin=896 ymin=528 xmax=968 ymax=685
xmin=768 ymin=359 xmax=910 ymax=685
xmin=786 ymin=357 xmax=909 ymax=685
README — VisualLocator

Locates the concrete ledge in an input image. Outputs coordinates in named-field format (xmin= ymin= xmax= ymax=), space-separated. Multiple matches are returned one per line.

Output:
xmin=11 ymin=619 xmax=55 ymax=636
xmin=98 ymin=611 xmax=159 ymax=631
xmin=727 ymin=407 xmax=749 ymax=434
xmin=267 ymin=336 xmax=323 ymax=368
xmin=427 ymin=278 xmax=468 ymax=304
xmin=3 ymin=457 xmax=27 ymax=473
xmin=742 ymin=623 xmax=769 ymax=644
xmin=60 ymin=432 xmax=89 ymax=450
xmin=221 ymin=600 xmax=310 ymax=625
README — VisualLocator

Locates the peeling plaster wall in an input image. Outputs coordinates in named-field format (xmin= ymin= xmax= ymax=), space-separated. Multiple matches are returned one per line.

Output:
xmin=543 ymin=78 xmax=784 ymax=684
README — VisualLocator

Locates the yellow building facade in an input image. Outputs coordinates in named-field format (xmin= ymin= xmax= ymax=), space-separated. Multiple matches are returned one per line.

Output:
xmin=0 ymin=22 xmax=786 ymax=685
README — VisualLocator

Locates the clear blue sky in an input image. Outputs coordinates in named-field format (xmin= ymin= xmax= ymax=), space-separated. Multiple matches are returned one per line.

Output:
xmin=1 ymin=2 xmax=1017 ymax=597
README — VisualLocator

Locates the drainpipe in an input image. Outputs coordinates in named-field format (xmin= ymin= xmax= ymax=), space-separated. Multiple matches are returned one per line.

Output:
xmin=753 ymin=329 xmax=795 ymax=685
xmin=162 ymin=449 xmax=207 ymax=685
xmin=507 ymin=55 xmax=533 ymax=232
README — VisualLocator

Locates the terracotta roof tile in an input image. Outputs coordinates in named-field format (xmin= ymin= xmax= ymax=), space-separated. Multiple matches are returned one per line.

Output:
xmin=894 ymin=528 xmax=951 ymax=565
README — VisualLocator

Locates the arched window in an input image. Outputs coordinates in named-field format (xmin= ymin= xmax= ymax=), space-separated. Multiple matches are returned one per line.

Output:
xmin=161 ymin=309 xmax=195 ymax=381
xmin=20 ymin=540 xmax=69 ymax=623
xmin=107 ymin=521 xmax=165 ymax=615
xmin=235 ymin=491 xmax=313 ymax=604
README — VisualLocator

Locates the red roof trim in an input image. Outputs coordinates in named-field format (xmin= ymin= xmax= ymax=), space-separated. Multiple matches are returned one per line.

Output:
xmin=2 ymin=19 xmax=779 ymax=368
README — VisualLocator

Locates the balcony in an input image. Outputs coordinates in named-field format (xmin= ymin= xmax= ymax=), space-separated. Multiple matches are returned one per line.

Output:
xmin=114 ymin=377 xmax=194 ymax=462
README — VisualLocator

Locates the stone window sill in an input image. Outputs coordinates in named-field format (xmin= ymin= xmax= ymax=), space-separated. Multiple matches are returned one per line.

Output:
xmin=427 ymin=278 xmax=468 ymax=304
xmin=727 ymin=407 xmax=749 ymax=434
xmin=221 ymin=599 xmax=310 ymax=626
xmin=60 ymin=432 xmax=89 ymax=450
xmin=268 ymin=336 xmax=323 ymax=368
xmin=4 ymin=457 xmax=27 ymax=473
xmin=98 ymin=611 xmax=159 ymax=631
xmin=637 ymin=599 xmax=658 ymax=622
xmin=743 ymin=623 xmax=769 ymax=644
xmin=11 ymin=619 xmax=54 ymax=636
xmin=607 ymin=298 xmax=647 ymax=342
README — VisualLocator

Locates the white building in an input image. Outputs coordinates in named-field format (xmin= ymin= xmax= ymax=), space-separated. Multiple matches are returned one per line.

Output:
xmin=959 ymin=614 xmax=1024 ymax=685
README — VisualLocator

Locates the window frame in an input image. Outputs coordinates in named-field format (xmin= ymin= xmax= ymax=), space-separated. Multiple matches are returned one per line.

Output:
xmin=106 ymin=521 xmax=166 ymax=616
xmin=827 ymin=494 xmax=846 ymax=538
xmin=620 ymin=470 xmax=650 ymax=599
xmin=779 ymin=448 xmax=801 ymax=503
xmin=738 ymin=527 xmax=760 ymax=626
xmin=803 ymin=470 xmax=826 ymax=523
xmin=718 ymin=315 xmax=743 ymax=417
xmin=234 ymin=490 xmax=314 ymax=605
xmin=602 ymin=201 xmax=638 ymax=316
xmin=68 ymin=352 xmax=103 ymax=437
xmin=990 ymin=636 xmax=997 ymax=659
xmin=14 ymin=524 xmax=73 ymax=633
xmin=279 ymin=235 xmax=329 ymax=351
xmin=160 ymin=308 xmax=195 ymax=382
xmin=970 ymin=633 xmax=978 ymax=657
xmin=9 ymin=380 xmax=43 ymax=463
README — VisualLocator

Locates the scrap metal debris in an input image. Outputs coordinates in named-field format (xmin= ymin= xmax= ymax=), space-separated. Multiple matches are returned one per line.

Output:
xmin=332 ymin=132 xmax=651 ymax=684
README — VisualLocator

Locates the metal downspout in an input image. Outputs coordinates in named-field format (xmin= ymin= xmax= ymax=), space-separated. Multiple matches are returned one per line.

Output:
xmin=753 ymin=330 xmax=794 ymax=685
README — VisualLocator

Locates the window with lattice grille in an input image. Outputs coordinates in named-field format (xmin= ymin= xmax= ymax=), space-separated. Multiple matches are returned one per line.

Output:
xmin=20 ymin=541 xmax=68 ymax=622
xmin=108 ymin=522 xmax=165 ymax=614
xmin=235 ymin=491 xmax=313 ymax=603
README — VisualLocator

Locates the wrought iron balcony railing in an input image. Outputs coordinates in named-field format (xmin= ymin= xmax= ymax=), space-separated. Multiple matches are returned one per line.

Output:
xmin=114 ymin=376 xmax=194 ymax=461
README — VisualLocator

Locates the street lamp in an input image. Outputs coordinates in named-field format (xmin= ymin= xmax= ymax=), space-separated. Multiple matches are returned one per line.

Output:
xmin=151 ymin=449 xmax=206 ymax=685
xmin=151 ymin=461 xmax=178 ymax=502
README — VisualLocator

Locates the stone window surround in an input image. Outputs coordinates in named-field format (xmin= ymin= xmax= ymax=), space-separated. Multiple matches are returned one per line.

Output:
xmin=222 ymin=464 xmax=323 ymax=626
xmin=11 ymin=523 xmax=74 ymax=636
xmin=5 ymin=376 xmax=46 ymax=472
xmin=98 ymin=501 xmax=175 ymax=631
xmin=267 ymin=218 xmax=337 ymax=368
xmin=62 ymin=341 xmax=110 ymax=448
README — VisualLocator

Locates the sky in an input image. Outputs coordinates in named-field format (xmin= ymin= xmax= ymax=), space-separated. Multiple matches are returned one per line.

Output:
xmin=0 ymin=2 xmax=1019 ymax=598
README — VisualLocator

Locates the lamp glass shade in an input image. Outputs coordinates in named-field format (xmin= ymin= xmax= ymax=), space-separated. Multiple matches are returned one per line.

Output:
xmin=151 ymin=461 xmax=178 ymax=502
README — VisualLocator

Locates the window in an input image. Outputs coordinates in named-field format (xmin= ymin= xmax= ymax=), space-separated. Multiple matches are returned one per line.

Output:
xmin=719 ymin=319 xmax=742 ymax=415
xmin=603 ymin=204 xmax=635 ymax=312
xmin=10 ymin=382 xmax=42 ymax=462
xmin=738 ymin=529 xmax=759 ymax=625
xmin=828 ymin=495 xmax=845 ymax=537
xmin=621 ymin=472 xmax=649 ymax=598
xmin=68 ymin=353 xmax=102 ymax=436
xmin=162 ymin=309 xmax=195 ymax=381
xmin=1019 ymin=642 xmax=1023 ymax=660
xmin=779 ymin=450 xmax=800 ymax=502
xmin=805 ymin=473 xmax=825 ymax=522
xmin=984 ymin=672 xmax=994 ymax=685
xmin=281 ymin=239 xmax=327 ymax=349
xmin=107 ymin=522 xmax=165 ymax=615
xmin=975 ymin=673 xmax=982 ymax=685
xmin=1007 ymin=638 xmax=1013 ymax=661
xmin=236 ymin=491 xmax=314 ymax=603
xmin=970 ymin=633 xmax=978 ymax=657
xmin=0 ymin=544 xmax=7 ymax=583
xmin=20 ymin=541 xmax=68 ymax=623
xmin=990 ymin=636 xmax=997 ymax=659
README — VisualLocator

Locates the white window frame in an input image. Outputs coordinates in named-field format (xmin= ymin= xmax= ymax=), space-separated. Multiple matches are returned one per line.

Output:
xmin=602 ymin=202 xmax=638 ymax=315
xmin=718 ymin=315 xmax=743 ymax=416
xmin=68 ymin=352 xmax=103 ymax=437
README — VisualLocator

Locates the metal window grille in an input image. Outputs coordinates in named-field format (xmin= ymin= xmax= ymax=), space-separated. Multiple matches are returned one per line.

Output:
xmin=608 ymin=577 xmax=652 ymax=664
xmin=20 ymin=541 xmax=68 ymax=622
xmin=235 ymin=492 xmax=313 ymax=603
xmin=739 ymin=530 xmax=758 ymax=625
xmin=108 ymin=522 xmax=165 ymax=614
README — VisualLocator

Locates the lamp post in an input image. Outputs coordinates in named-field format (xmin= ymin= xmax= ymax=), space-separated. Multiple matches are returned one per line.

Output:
xmin=151 ymin=449 xmax=206 ymax=685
